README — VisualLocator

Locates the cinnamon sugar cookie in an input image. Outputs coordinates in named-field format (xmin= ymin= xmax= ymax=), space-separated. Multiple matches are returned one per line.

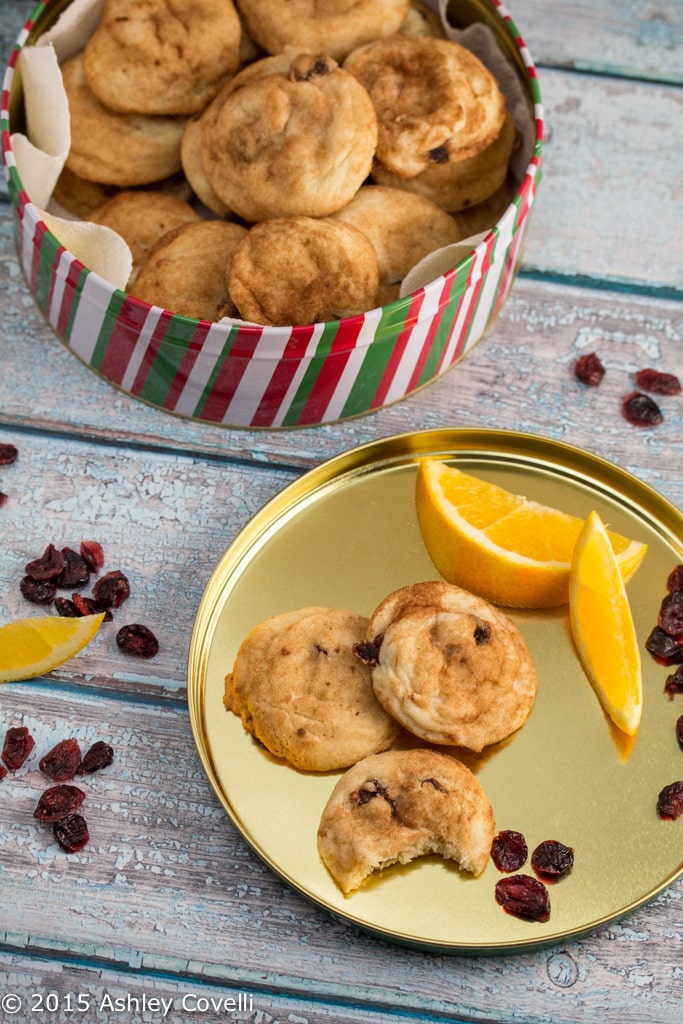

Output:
xmin=372 ymin=112 xmax=516 ymax=212
xmin=180 ymin=116 xmax=232 ymax=218
xmin=89 ymin=190 xmax=200 ymax=285
xmin=200 ymin=51 xmax=377 ymax=221
xmin=317 ymin=748 xmax=495 ymax=894
xmin=224 ymin=607 xmax=399 ymax=772
xmin=131 ymin=219 xmax=247 ymax=320
xmin=62 ymin=53 xmax=185 ymax=186
xmin=333 ymin=185 xmax=463 ymax=288
xmin=362 ymin=581 xmax=537 ymax=751
xmin=82 ymin=0 xmax=242 ymax=116
xmin=344 ymin=36 xmax=506 ymax=178
xmin=399 ymin=0 xmax=447 ymax=38
xmin=234 ymin=0 xmax=410 ymax=61
xmin=227 ymin=216 xmax=379 ymax=326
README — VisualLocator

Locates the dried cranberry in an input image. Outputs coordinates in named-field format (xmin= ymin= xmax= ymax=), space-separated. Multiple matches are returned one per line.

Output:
xmin=491 ymin=830 xmax=528 ymax=872
xmin=574 ymin=352 xmax=605 ymax=386
xmin=54 ymin=597 xmax=79 ymax=617
xmin=2 ymin=726 xmax=35 ymax=770
xmin=25 ymin=543 xmax=65 ymax=581
xmin=657 ymin=781 xmax=683 ymax=820
xmin=664 ymin=666 xmax=683 ymax=699
xmin=353 ymin=640 xmax=381 ymax=666
xmin=0 ymin=443 xmax=18 ymax=465
xmin=39 ymin=738 xmax=82 ymax=781
xmin=55 ymin=547 xmax=90 ymax=589
xmin=633 ymin=368 xmax=681 ymax=396
xmin=494 ymin=875 xmax=551 ymax=922
xmin=531 ymin=839 xmax=574 ymax=880
xmin=53 ymin=813 xmax=89 ymax=853
xmin=20 ymin=575 xmax=56 ymax=604
xmin=676 ymin=716 xmax=683 ymax=750
xmin=646 ymin=626 xmax=683 ymax=666
xmin=0 ymin=763 xmax=7 ymax=781
xmin=666 ymin=565 xmax=683 ymax=593
xmin=116 ymin=623 xmax=159 ymax=658
xmin=33 ymin=784 xmax=85 ymax=823
xmin=0 ymin=491 xmax=7 ymax=507
xmin=659 ymin=592 xmax=683 ymax=641
xmin=621 ymin=391 xmax=663 ymax=427
xmin=92 ymin=570 xmax=130 ymax=608
xmin=79 ymin=540 xmax=104 ymax=574
xmin=77 ymin=740 xmax=114 ymax=774
xmin=70 ymin=592 xmax=112 ymax=621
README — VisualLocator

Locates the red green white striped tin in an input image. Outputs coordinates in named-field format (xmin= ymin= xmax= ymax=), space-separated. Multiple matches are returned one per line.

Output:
xmin=1 ymin=0 xmax=543 ymax=429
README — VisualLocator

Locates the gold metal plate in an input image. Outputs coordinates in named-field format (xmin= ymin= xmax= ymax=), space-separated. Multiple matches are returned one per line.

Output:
xmin=188 ymin=429 xmax=683 ymax=954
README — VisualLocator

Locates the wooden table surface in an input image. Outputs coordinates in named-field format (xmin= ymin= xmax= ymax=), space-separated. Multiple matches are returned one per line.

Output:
xmin=1 ymin=1 xmax=681 ymax=1021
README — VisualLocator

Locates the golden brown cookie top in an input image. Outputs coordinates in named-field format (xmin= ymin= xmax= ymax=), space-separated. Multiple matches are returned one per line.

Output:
xmin=317 ymin=747 xmax=496 ymax=894
xmin=62 ymin=52 xmax=185 ymax=187
xmin=224 ymin=607 xmax=400 ymax=772
xmin=365 ymin=581 xmax=538 ymax=751
xmin=82 ymin=0 xmax=242 ymax=116
xmin=344 ymin=36 xmax=507 ymax=178
xmin=199 ymin=51 xmax=378 ymax=222
xmin=131 ymin=219 xmax=247 ymax=321
xmin=226 ymin=216 xmax=380 ymax=326
xmin=235 ymin=0 xmax=410 ymax=61
xmin=333 ymin=185 xmax=463 ymax=286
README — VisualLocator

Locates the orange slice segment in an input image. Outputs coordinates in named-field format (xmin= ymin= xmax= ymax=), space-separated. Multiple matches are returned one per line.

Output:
xmin=0 ymin=614 xmax=104 ymax=683
xmin=415 ymin=459 xmax=647 ymax=607
xmin=569 ymin=511 xmax=642 ymax=735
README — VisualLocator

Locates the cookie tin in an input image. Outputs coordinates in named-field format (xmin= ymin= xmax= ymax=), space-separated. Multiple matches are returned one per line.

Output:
xmin=1 ymin=1 xmax=543 ymax=428
xmin=188 ymin=429 xmax=683 ymax=954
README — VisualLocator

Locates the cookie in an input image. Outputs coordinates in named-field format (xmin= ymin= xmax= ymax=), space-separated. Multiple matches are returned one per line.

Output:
xmin=399 ymin=0 xmax=447 ymax=38
xmin=333 ymin=185 xmax=463 ymax=287
xmin=234 ymin=0 xmax=410 ymax=61
xmin=224 ymin=607 xmax=400 ymax=772
xmin=200 ymin=51 xmax=378 ymax=221
xmin=82 ymin=0 xmax=242 ymax=116
xmin=372 ymin=112 xmax=516 ymax=213
xmin=52 ymin=167 xmax=119 ymax=219
xmin=363 ymin=581 xmax=538 ymax=751
xmin=89 ymin=190 xmax=201 ymax=284
xmin=226 ymin=216 xmax=379 ymax=326
xmin=62 ymin=52 xmax=185 ymax=187
xmin=317 ymin=748 xmax=495 ymax=894
xmin=344 ymin=36 xmax=507 ymax=178
xmin=180 ymin=116 xmax=232 ymax=218
xmin=131 ymin=219 xmax=247 ymax=320
xmin=453 ymin=178 xmax=516 ymax=237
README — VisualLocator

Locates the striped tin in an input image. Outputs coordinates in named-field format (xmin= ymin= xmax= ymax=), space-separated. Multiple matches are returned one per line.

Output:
xmin=1 ymin=0 xmax=544 ymax=429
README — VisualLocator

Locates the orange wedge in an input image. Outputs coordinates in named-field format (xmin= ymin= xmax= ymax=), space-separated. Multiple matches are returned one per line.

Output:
xmin=415 ymin=459 xmax=647 ymax=607
xmin=0 ymin=613 xmax=104 ymax=683
xmin=569 ymin=511 xmax=642 ymax=735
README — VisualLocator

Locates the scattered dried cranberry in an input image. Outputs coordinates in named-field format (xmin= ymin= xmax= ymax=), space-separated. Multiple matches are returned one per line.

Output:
xmin=666 ymin=565 xmax=683 ymax=593
xmin=574 ymin=352 xmax=605 ymax=386
xmin=116 ymin=623 xmax=159 ymax=658
xmin=39 ymin=738 xmax=82 ymax=782
xmin=491 ymin=830 xmax=528 ymax=872
xmin=77 ymin=741 xmax=114 ymax=775
xmin=69 ymin=592 xmax=112 ymax=621
xmin=0 ymin=491 xmax=7 ymax=507
xmin=54 ymin=597 xmax=79 ymax=617
xmin=676 ymin=716 xmax=683 ymax=750
xmin=80 ymin=540 xmax=104 ymax=574
xmin=33 ymin=784 xmax=85 ymax=823
xmin=531 ymin=840 xmax=574 ymax=880
xmin=0 ymin=763 xmax=7 ymax=781
xmin=646 ymin=626 xmax=683 ymax=666
xmin=0 ymin=443 xmax=19 ymax=465
xmin=659 ymin=592 xmax=683 ymax=641
xmin=2 ymin=726 xmax=35 ymax=770
xmin=494 ymin=875 xmax=551 ymax=922
xmin=53 ymin=813 xmax=89 ymax=853
xmin=25 ymin=543 xmax=65 ymax=581
xmin=20 ymin=575 xmax=56 ymax=604
xmin=657 ymin=781 xmax=683 ymax=820
xmin=92 ymin=570 xmax=130 ymax=609
xmin=664 ymin=666 xmax=683 ymax=699
xmin=633 ymin=368 xmax=681 ymax=396
xmin=621 ymin=391 xmax=663 ymax=427
xmin=55 ymin=547 xmax=90 ymax=589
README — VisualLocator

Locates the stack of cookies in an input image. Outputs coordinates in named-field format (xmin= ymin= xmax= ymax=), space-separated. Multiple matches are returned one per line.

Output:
xmin=224 ymin=581 xmax=538 ymax=894
xmin=56 ymin=0 xmax=518 ymax=326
